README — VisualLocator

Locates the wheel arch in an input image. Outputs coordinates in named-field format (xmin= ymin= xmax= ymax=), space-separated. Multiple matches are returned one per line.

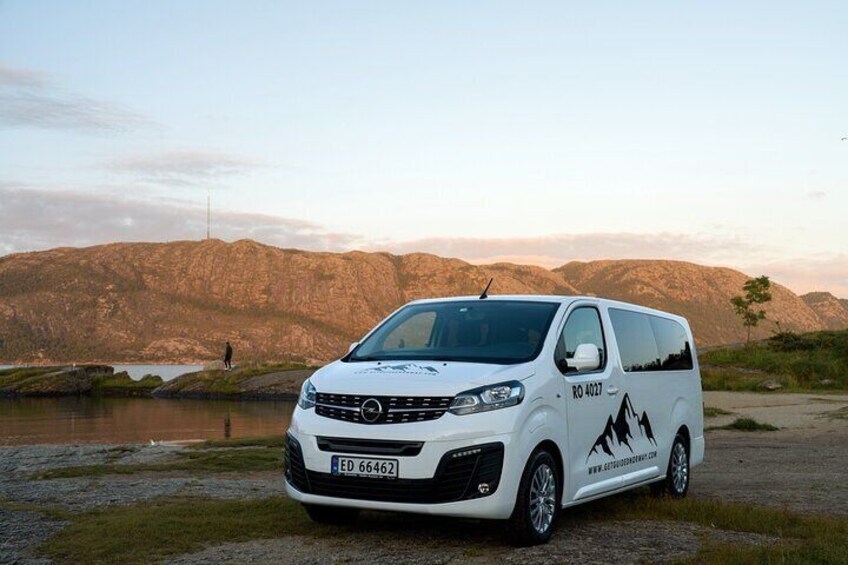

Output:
xmin=533 ymin=439 xmax=565 ymax=506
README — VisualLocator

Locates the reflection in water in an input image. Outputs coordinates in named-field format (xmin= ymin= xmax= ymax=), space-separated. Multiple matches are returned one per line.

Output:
xmin=0 ymin=397 xmax=296 ymax=446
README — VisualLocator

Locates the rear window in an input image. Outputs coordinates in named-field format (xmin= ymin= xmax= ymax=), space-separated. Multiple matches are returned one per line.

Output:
xmin=609 ymin=308 xmax=693 ymax=372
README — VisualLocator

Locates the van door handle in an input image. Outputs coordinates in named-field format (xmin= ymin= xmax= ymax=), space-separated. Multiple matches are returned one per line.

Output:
xmin=606 ymin=386 xmax=619 ymax=396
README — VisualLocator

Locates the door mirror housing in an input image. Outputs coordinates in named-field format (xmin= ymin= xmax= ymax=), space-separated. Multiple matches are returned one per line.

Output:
xmin=569 ymin=343 xmax=601 ymax=372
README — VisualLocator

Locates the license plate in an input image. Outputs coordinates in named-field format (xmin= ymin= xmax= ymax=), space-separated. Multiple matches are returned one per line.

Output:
xmin=331 ymin=455 xmax=398 ymax=479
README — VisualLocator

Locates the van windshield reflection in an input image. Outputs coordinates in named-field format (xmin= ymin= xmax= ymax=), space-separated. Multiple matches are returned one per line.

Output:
xmin=348 ymin=300 xmax=560 ymax=365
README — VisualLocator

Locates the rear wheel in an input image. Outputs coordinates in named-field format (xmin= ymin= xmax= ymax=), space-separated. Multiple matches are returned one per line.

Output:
xmin=507 ymin=449 xmax=559 ymax=546
xmin=302 ymin=503 xmax=360 ymax=525
xmin=651 ymin=434 xmax=690 ymax=498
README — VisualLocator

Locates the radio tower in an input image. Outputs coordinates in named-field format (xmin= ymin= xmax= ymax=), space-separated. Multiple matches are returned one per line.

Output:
xmin=206 ymin=186 xmax=211 ymax=240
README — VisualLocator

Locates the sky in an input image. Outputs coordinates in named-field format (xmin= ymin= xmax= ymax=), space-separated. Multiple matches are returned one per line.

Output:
xmin=1 ymin=1 xmax=846 ymax=295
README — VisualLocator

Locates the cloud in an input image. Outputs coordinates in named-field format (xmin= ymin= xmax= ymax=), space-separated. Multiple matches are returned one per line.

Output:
xmin=374 ymin=232 xmax=766 ymax=269
xmin=0 ymin=63 xmax=148 ymax=132
xmin=104 ymin=150 xmax=263 ymax=186
xmin=1 ymin=188 xmax=843 ymax=297
xmin=807 ymin=191 xmax=827 ymax=200
xmin=0 ymin=187 xmax=359 ymax=254
xmin=744 ymin=256 xmax=848 ymax=298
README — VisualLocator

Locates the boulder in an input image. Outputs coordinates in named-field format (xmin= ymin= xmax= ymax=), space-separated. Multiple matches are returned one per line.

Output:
xmin=757 ymin=379 xmax=783 ymax=391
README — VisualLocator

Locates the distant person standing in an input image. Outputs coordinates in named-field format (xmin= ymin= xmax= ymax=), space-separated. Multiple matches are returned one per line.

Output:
xmin=224 ymin=341 xmax=233 ymax=370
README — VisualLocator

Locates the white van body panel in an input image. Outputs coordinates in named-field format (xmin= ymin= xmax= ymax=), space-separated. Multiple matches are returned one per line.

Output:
xmin=285 ymin=295 xmax=705 ymax=520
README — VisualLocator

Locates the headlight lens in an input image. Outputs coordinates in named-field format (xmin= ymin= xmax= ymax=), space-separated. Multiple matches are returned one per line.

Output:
xmin=297 ymin=380 xmax=317 ymax=409
xmin=449 ymin=381 xmax=524 ymax=416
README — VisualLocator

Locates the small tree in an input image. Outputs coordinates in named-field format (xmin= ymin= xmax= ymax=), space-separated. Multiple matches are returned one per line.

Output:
xmin=730 ymin=275 xmax=773 ymax=345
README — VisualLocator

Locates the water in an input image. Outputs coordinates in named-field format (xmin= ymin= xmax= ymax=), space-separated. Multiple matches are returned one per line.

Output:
xmin=0 ymin=365 xmax=204 ymax=382
xmin=112 ymin=365 xmax=204 ymax=381
xmin=0 ymin=397 xmax=297 ymax=446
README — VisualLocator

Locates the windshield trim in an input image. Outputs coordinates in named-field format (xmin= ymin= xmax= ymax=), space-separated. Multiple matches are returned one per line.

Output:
xmin=344 ymin=299 xmax=562 ymax=366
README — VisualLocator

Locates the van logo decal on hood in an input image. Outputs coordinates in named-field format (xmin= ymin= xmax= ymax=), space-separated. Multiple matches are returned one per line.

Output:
xmin=356 ymin=363 xmax=440 ymax=375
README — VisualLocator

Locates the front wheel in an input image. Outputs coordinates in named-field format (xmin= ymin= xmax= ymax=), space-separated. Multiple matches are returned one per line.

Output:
xmin=651 ymin=434 xmax=690 ymax=498
xmin=302 ymin=503 xmax=359 ymax=525
xmin=507 ymin=449 xmax=560 ymax=546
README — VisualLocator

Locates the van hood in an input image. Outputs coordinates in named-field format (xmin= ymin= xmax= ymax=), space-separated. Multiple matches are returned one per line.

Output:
xmin=308 ymin=359 xmax=536 ymax=397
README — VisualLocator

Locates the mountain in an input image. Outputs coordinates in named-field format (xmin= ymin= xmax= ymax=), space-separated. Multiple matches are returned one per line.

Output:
xmin=0 ymin=241 xmax=844 ymax=364
xmin=555 ymin=260 xmax=826 ymax=346
xmin=0 ymin=240 xmax=576 ymax=364
xmin=800 ymin=292 xmax=848 ymax=330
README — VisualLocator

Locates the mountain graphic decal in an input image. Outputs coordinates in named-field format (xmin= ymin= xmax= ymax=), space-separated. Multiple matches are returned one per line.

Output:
xmin=586 ymin=393 xmax=656 ymax=463
xmin=356 ymin=363 xmax=439 ymax=375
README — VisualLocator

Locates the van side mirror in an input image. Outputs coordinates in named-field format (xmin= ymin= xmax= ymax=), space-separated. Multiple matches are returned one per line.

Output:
xmin=348 ymin=342 xmax=359 ymax=353
xmin=569 ymin=343 xmax=601 ymax=372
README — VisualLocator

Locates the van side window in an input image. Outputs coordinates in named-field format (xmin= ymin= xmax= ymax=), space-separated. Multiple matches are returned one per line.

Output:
xmin=555 ymin=307 xmax=606 ymax=373
xmin=650 ymin=316 xmax=694 ymax=370
xmin=609 ymin=308 xmax=693 ymax=372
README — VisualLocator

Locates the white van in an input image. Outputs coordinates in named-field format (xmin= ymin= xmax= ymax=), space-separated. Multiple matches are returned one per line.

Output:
xmin=285 ymin=295 xmax=704 ymax=545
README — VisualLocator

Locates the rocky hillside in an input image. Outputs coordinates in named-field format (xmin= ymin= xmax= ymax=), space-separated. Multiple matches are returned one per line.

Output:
xmin=0 ymin=240 xmax=844 ymax=364
xmin=800 ymin=292 xmax=848 ymax=330
xmin=0 ymin=240 xmax=576 ymax=364
xmin=554 ymin=259 xmax=826 ymax=345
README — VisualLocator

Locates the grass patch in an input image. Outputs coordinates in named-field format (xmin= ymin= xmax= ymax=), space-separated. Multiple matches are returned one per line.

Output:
xmin=708 ymin=417 xmax=779 ymax=432
xmin=34 ymin=447 xmax=283 ymax=479
xmin=823 ymin=406 xmax=848 ymax=421
xmin=39 ymin=497 xmax=326 ymax=565
xmin=0 ymin=498 xmax=73 ymax=521
xmin=187 ymin=435 xmax=285 ymax=449
xmin=700 ymin=329 xmax=848 ymax=391
xmin=160 ymin=362 xmax=314 ymax=395
xmin=703 ymin=406 xmax=733 ymax=418
xmin=582 ymin=494 xmax=848 ymax=564
xmin=0 ymin=366 xmax=57 ymax=387
xmin=37 ymin=492 xmax=848 ymax=564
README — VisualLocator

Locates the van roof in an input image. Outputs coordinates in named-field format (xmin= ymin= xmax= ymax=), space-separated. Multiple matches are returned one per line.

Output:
xmin=408 ymin=294 xmax=690 ymax=325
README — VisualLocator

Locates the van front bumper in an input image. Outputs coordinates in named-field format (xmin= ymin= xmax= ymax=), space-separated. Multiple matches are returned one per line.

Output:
xmin=284 ymin=428 xmax=521 ymax=520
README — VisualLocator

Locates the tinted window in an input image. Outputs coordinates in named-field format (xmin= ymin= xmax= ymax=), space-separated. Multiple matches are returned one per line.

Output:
xmin=349 ymin=300 xmax=560 ymax=365
xmin=650 ymin=316 xmax=694 ymax=370
xmin=555 ymin=307 xmax=606 ymax=373
xmin=609 ymin=309 xmax=694 ymax=372
xmin=609 ymin=309 xmax=659 ymax=372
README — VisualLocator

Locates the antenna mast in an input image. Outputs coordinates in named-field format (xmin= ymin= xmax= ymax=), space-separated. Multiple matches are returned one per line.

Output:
xmin=206 ymin=186 xmax=211 ymax=240
xmin=479 ymin=278 xmax=493 ymax=299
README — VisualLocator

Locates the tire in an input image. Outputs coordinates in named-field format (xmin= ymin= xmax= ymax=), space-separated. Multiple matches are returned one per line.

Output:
xmin=651 ymin=433 xmax=690 ymax=498
xmin=507 ymin=449 xmax=560 ymax=546
xmin=302 ymin=503 xmax=360 ymax=525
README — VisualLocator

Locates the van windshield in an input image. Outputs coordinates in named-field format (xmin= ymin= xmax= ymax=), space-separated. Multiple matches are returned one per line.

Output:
xmin=348 ymin=300 xmax=560 ymax=365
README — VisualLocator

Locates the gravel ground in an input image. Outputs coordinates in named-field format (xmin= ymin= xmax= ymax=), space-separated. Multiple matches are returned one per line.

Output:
xmin=165 ymin=520 xmax=775 ymax=565
xmin=1 ymin=391 xmax=846 ymax=564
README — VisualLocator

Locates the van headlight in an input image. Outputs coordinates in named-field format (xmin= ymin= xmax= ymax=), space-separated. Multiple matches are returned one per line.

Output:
xmin=297 ymin=380 xmax=317 ymax=410
xmin=449 ymin=381 xmax=524 ymax=416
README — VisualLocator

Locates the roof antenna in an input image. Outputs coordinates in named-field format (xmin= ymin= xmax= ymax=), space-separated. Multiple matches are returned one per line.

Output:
xmin=479 ymin=278 xmax=493 ymax=300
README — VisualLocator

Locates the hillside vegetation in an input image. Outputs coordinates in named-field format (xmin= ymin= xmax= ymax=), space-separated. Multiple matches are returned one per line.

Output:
xmin=700 ymin=329 xmax=848 ymax=391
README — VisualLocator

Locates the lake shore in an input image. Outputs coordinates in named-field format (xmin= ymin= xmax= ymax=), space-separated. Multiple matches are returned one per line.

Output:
xmin=0 ymin=364 xmax=315 ymax=401
xmin=3 ymin=391 xmax=848 ymax=564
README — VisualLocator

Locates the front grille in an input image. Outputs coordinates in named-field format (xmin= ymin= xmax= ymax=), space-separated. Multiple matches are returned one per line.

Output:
xmin=317 ymin=437 xmax=424 ymax=457
xmin=315 ymin=393 xmax=453 ymax=425
xmin=286 ymin=442 xmax=505 ymax=504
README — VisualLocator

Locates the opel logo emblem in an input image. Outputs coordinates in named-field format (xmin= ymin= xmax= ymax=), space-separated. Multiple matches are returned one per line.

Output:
xmin=360 ymin=398 xmax=382 ymax=424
